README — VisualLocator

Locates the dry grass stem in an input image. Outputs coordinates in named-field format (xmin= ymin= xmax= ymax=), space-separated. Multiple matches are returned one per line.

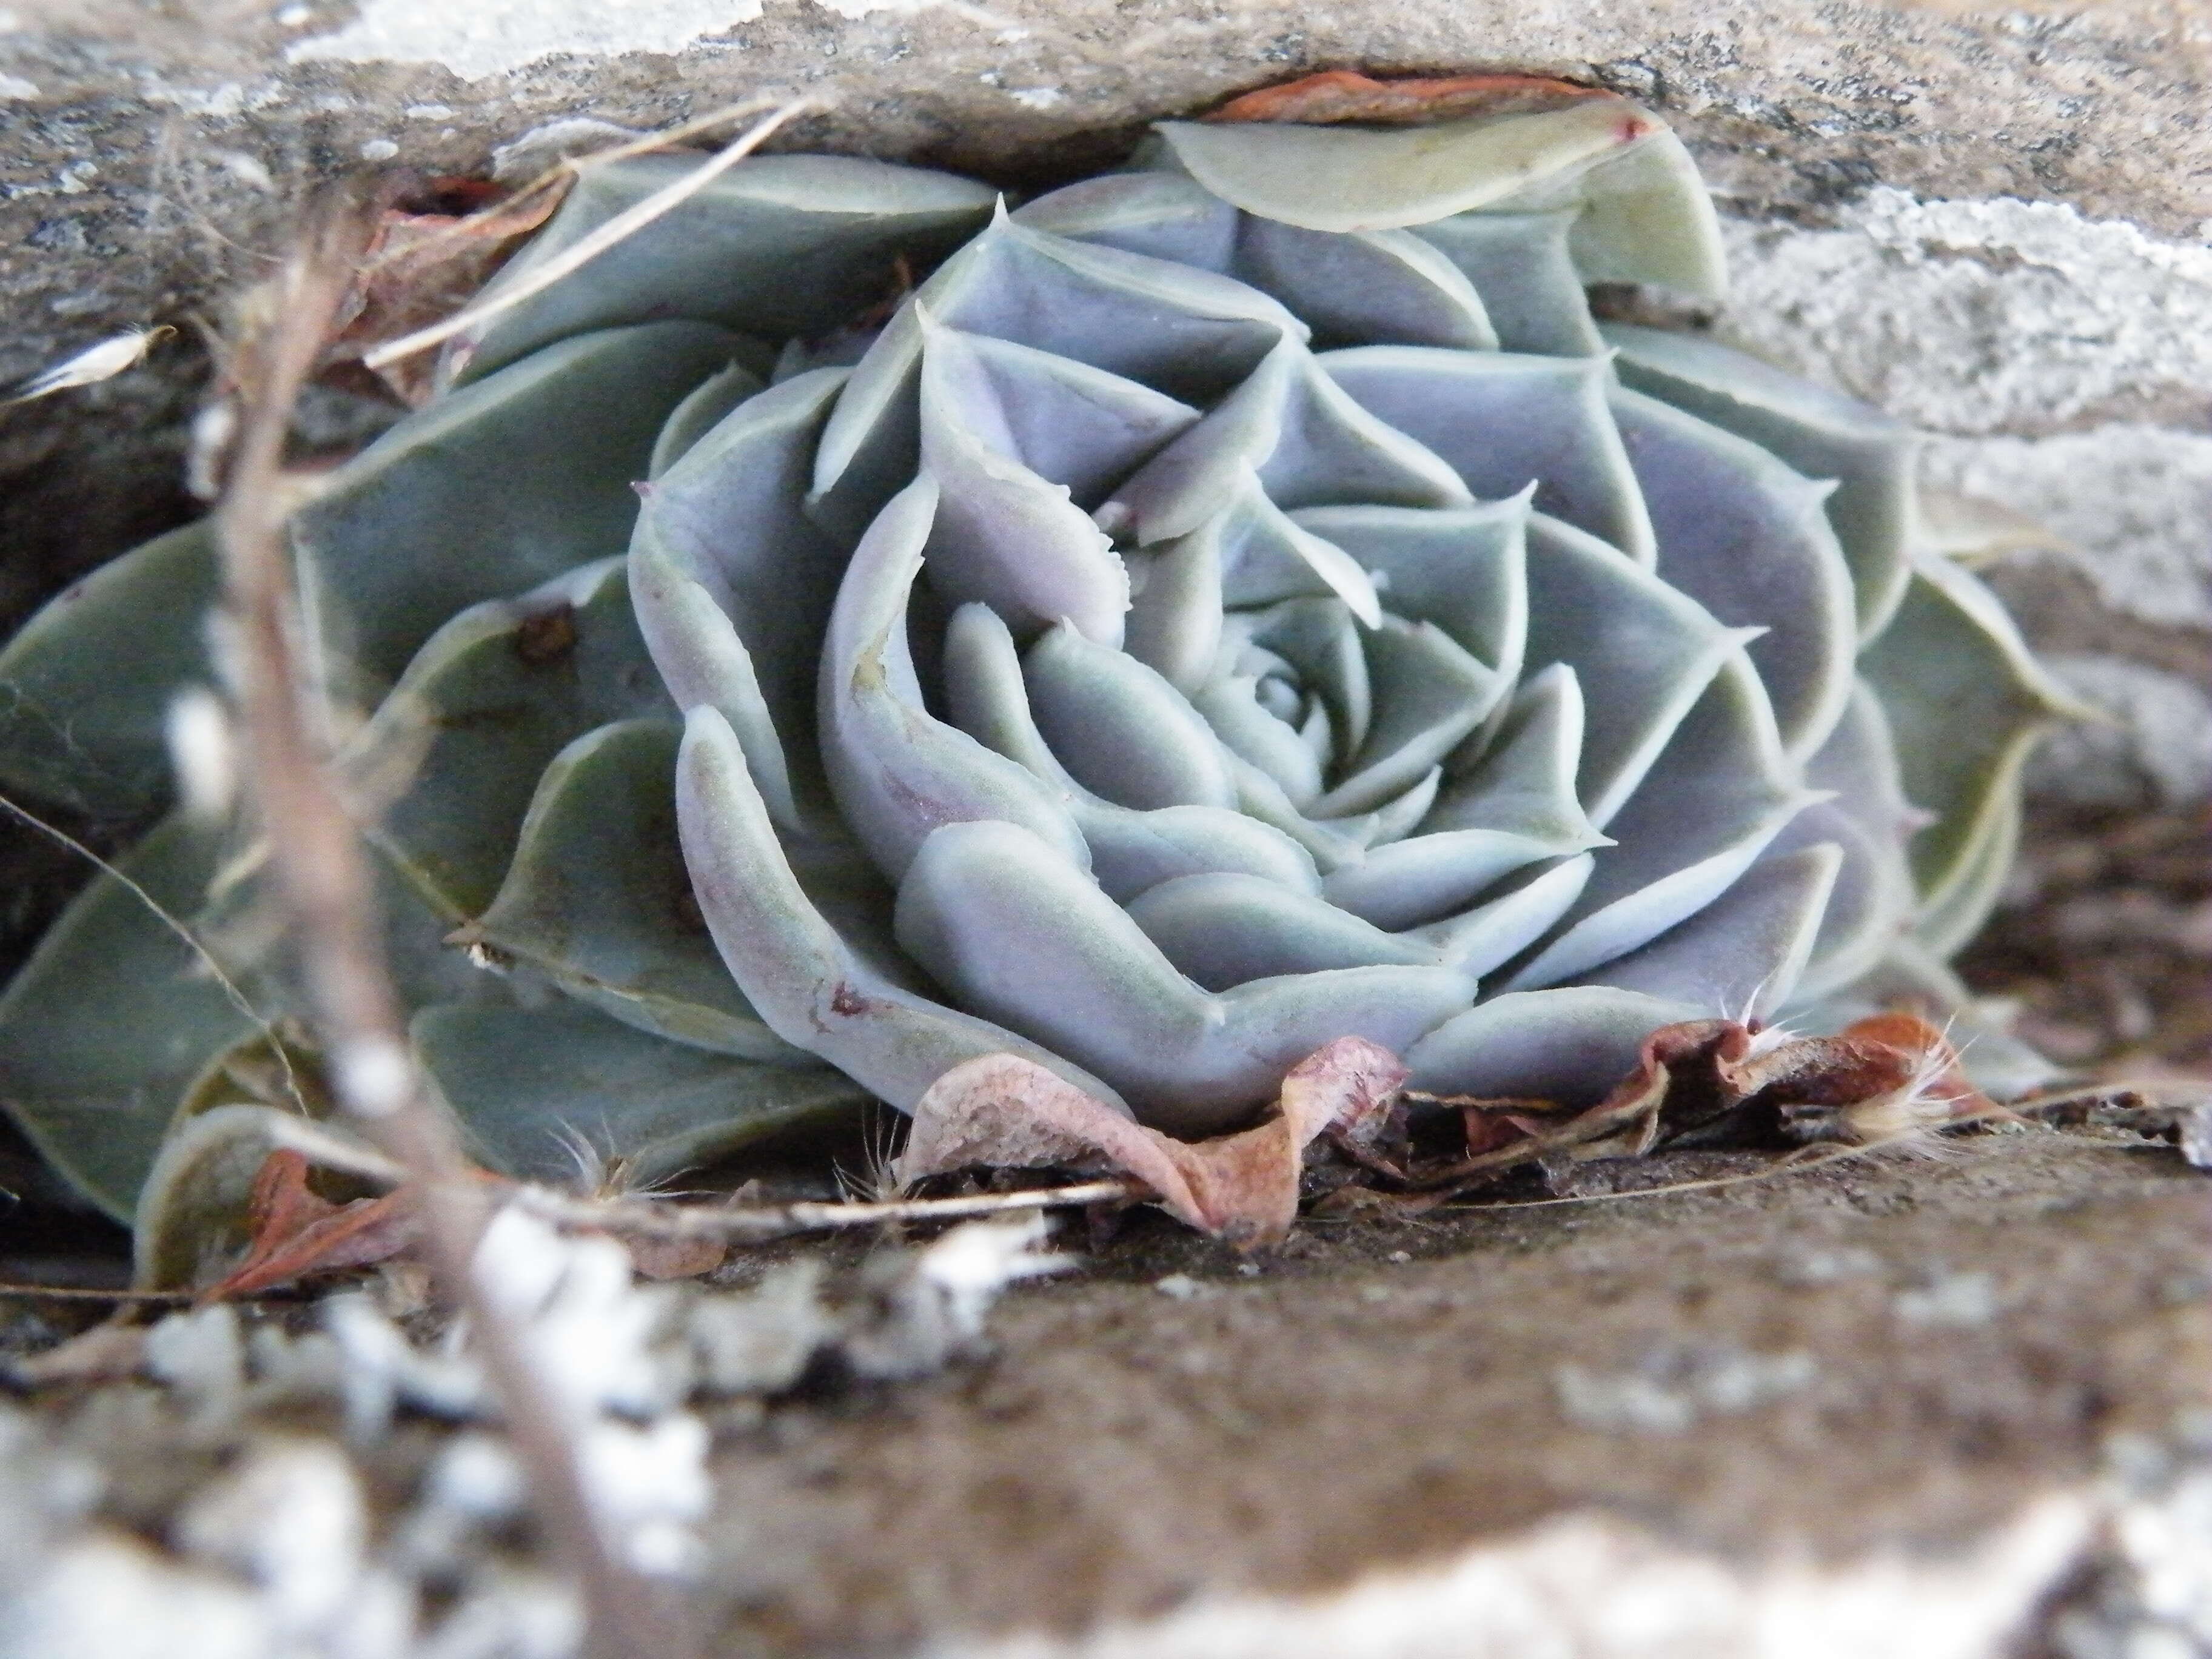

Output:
xmin=363 ymin=96 xmax=823 ymax=371
xmin=209 ymin=192 xmax=688 ymax=1659
xmin=516 ymin=1176 xmax=1147 ymax=1245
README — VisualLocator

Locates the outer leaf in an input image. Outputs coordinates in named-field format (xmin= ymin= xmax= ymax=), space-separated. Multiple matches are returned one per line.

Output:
xmin=1605 ymin=324 xmax=1918 ymax=638
xmin=679 ymin=704 xmax=1131 ymax=1113
xmin=295 ymin=321 xmax=739 ymax=702
xmin=466 ymin=719 xmax=808 ymax=1061
xmin=346 ymin=555 xmax=672 ymax=922
xmin=1858 ymin=555 xmax=2088 ymax=912
xmin=0 ymin=816 xmax=256 ymax=1220
xmin=0 ymin=522 xmax=218 ymax=819
xmin=1407 ymin=986 xmax=1701 ymax=1104
xmin=452 ymin=152 xmax=996 ymax=382
xmin=1153 ymin=101 xmax=1667 ymax=235
xmin=414 ymin=1000 xmax=869 ymax=1185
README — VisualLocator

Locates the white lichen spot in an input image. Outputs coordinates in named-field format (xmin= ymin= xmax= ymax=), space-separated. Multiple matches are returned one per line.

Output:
xmin=403 ymin=102 xmax=454 ymax=119
xmin=1893 ymin=1270 xmax=2000 ymax=1328
xmin=359 ymin=137 xmax=400 ymax=162
xmin=1555 ymin=1344 xmax=1817 ymax=1435
xmin=1008 ymin=86 xmax=1065 ymax=111
xmin=0 ymin=72 xmax=38 ymax=98
xmin=289 ymin=0 xmax=769 ymax=81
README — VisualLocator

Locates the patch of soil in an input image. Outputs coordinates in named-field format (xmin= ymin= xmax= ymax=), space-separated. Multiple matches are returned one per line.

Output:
xmin=698 ymin=1132 xmax=2212 ymax=1656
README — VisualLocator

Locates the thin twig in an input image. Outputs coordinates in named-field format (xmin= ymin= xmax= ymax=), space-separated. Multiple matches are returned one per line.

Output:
xmin=209 ymin=195 xmax=685 ymax=1659
xmin=0 ymin=1282 xmax=300 ymax=1304
xmin=363 ymin=96 xmax=822 ymax=371
xmin=515 ymin=1178 xmax=1147 ymax=1245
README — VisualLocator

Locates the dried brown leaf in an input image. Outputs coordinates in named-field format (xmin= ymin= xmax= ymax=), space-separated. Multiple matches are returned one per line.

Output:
xmin=900 ymin=1038 xmax=1408 ymax=1245
xmin=1205 ymin=69 xmax=1610 ymax=127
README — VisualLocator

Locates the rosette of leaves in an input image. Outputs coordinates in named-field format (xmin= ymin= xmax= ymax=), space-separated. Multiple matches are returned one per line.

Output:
xmin=0 ymin=85 xmax=2078 ymax=1245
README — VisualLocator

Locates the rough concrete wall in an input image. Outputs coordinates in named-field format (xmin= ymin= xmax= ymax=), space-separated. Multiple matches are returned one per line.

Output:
xmin=2 ymin=0 xmax=2207 ymax=802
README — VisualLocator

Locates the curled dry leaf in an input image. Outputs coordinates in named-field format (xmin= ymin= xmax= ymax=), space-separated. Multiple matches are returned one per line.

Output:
xmin=1427 ymin=1010 xmax=1999 ymax=1193
xmin=900 ymin=1037 xmax=1409 ymax=1245
xmin=1206 ymin=69 xmax=1610 ymax=126
xmin=326 ymin=182 xmax=566 ymax=405
xmin=198 ymin=1148 xmax=420 ymax=1303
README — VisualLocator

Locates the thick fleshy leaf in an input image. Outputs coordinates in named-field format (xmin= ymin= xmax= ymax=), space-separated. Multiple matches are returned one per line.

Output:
xmin=1105 ymin=338 xmax=1471 ymax=545
xmin=1911 ymin=783 xmax=2022 ymax=960
xmin=296 ymin=321 xmax=736 ymax=702
xmin=1781 ymin=686 xmax=1920 ymax=1002
xmin=345 ymin=556 xmax=672 ymax=922
xmin=816 ymin=477 xmax=1088 ymax=881
xmin=1122 ymin=532 xmax=1225 ymax=694
xmin=1153 ymin=101 xmax=1666 ymax=235
xmin=1858 ymin=555 xmax=2086 ymax=910
xmin=0 ymin=816 xmax=255 ymax=1220
xmin=1017 ymin=172 xmax=1498 ymax=350
xmin=1505 ymin=652 xmax=1814 ymax=990
xmin=631 ymin=367 xmax=853 ymax=831
xmin=1573 ymin=842 xmax=1842 ymax=1021
xmin=1422 ymin=665 xmax=1603 ymax=846
xmin=815 ymin=208 xmax=1303 ymax=504
xmin=1517 ymin=513 xmax=1743 ymax=826
xmin=919 ymin=315 xmax=1199 ymax=509
xmin=1130 ymin=850 xmax=1589 ymax=988
xmin=678 ymin=705 xmax=1128 ymax=1112
xmin=1413 ymin=210 xmax=1600 ymax=356
xmin=1486 ymin=129 xmax=1726 ymax=298
xmin=1406 ymin=986 xmax=1701 ymax=1104
xmin=1609 ymin=384 xmax=1857 ymax=760
xmin=451 ymin=152 xmax=996 ymax=382
xmin=1292 ymin=496 xmax=1529 ymax=703
xmin=1309 ymin=617 xmax=1501 ymax=818
xmin=1606 ymin=324 xmax=1917 ymax=640
xmin=915 ymin=317 xmax=1134 ymax=646
xmin=414 ymin=1000 xmax=867 ymax=1185
xmin=893 ymin=818 xmax=1473 ymax=1135
xmin=464 ymin=719 xmax=806 ymax=1061
xmin=940 ymin=603 xmax=1319 ymax=900
xmin=1194 ymin=480 xmax=1386 ymax=626
xmin=0 ymin=522 xmax=220 ymax=820
xmin=1324 ymin=346 xmax=1655 ymax=565
xmin=648 ymin=357 xmax=769 ymax=478
xmin=1022 ymin=622 xmax=1234 ymax=811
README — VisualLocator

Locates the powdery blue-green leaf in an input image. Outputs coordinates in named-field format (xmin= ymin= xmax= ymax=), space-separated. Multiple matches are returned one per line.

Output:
xmin=1572 ymin=841 xmax=1842 ymax=1022
xmin=1413 ymin=210 xmax=1600 ymax=357
xmin=1324 ymin=346 xmax=1655 ymax=565
xmin=346 ymin=555 xmax=672 ymax=922
xmin=1504 ymin=652 xmax=1812 ymax=990
xmin=649 ymin=357 xmax=769 ymax=478
xmin=1605 ymin=324 xmax=1918 ymax=639
xmin=677 ymin=704 xmax=1130 ymax=1114
xmin=1406 ymin=986 xmax=1703 ymax=1104
xmin=0 ymin=521 xmax=219 ymax=820
xmin=816 ymin=477 xmax=1089 ymax=882
xmin=465 ymin=719 xmax=806 ymax=1061
xmin=1016 ymin=171 xmax=1498 ymax=351
xmin=414 ymin=1000 xmax=869 ymax=1186
xmin=815 ymin=207 xmax=1304 ymax=506
xmin=632 ymin=366 xmax=853 ymax=833
xmin=0 ymin=816 xmax=257 ymax=1220
xmin=1858 ymin=555 xmax=2088 ymax=911
xmin=940 ymin=602 xmax=1321 ymax=901
xmin=893 ymin=817 xmax=1473 ymax=1135
xmin=1608 ymin=383 xmax=1858 ymax=760
xmin=297 ymin=321 xmax=739 ymax=704
xmin=453 ymin=152 xmax=997 ymax=383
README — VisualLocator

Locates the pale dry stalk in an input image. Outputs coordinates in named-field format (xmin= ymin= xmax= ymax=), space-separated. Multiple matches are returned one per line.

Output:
xmin=209 ymin=192 xmax=689 ymax=1659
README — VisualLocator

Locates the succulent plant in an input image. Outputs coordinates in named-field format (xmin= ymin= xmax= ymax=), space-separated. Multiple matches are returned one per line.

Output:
xmin=0 ymin=86 xmax=2078 ymax=1245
